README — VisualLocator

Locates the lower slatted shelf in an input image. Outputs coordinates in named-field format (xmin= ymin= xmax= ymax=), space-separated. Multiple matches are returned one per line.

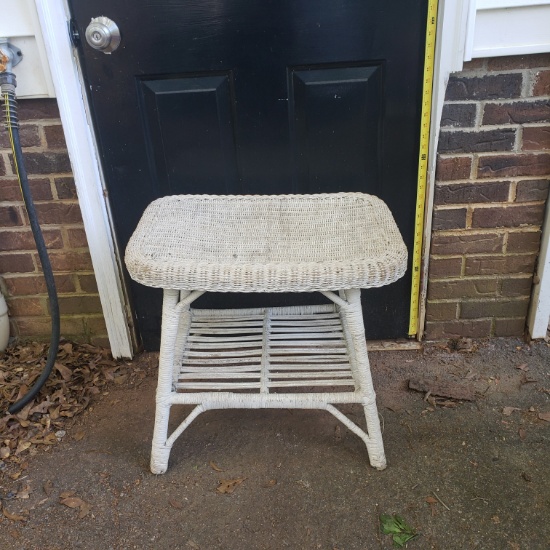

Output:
xmin=175 ymin=305 xmax=356 ymax=393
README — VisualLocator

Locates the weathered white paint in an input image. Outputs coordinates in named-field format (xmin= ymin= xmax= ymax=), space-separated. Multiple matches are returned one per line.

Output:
xmin=34 ymin=0 xmax=134 ymax=358
xmin=465 ymin=1 xmax=550 ymax=60
xmin=528 ymin=200 xmax=550 ymax=339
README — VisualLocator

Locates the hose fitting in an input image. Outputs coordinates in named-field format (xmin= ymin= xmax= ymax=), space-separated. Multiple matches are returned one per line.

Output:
xmin=1 ymin=72 xmax=18 ymax=129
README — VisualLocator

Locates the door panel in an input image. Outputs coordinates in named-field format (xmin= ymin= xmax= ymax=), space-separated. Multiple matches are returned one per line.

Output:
xmin=139 ymin=74 xmax=240 ymax=195
xmin=68 ymin=0 xmax=428 ymax=349
xmin=290 ymin=64 xmax=382 ymax=193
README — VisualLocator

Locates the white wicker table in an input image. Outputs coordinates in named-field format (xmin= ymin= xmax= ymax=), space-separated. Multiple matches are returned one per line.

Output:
xmin=125 ymin=193 xmax=407 ymax=474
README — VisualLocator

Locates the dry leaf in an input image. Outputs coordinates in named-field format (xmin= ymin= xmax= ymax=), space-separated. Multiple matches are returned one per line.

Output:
xmin=15 ymin=441 xmax=31 ymax=455
xmin=538 ymin=412 xmax=550 ymax=422
xmin=78 ymin=502 xmax=92 ymax=519
xmin=264 ymin=479 xmax=277 ymax=488
xmin=518 ymin=428 xmax=526 ymax=441
xmin=43 ymin=480 xmax=54 ymax=496
xmin=54 ymin=362 xmax=73 ymax=381
xmin=0 ymin=446 xmax=10 ymax=459
xmin=16 ymin=484 xmax=32 ymax=499
xmin=425 ymin=496 xmax=438 ymax=516
xmin=502 ymin=407 xmax=520 ymax=416
xmin=216 ymin=478 xmax=246 ymax=494
xmin=209 ymin=461 xmax=223 ymax=472
xmin=60 ymin=497 xmax=85 ymax=509
xmin=515 ymin=364 xmax=529 ymax=371
xmin=73 ymin=431 xmax=85 ymax=441
xmin=2 ymin=506 xmax=28 ymax=522
xmin=59 ymin=490 xmax=76 ymax=499
xmin=491 ymin=515 xmax=501 ymax=524
xmin=169 ymin=499 xmax=184 ymax=510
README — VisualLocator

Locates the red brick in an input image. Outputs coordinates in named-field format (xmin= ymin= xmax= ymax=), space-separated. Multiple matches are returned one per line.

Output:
xmin=0 ymin=125 xmax=40 ymax=148
xmin=487 ymin=54 xmax=550 ymax=71
xmin=7 ymin=297 xmax=47 ymax=316
xmin=438 ymin=129 xmax=515 ymax=154
xmin=18 ymin=99 xmax=60 ymax=120
xmin=4 ymin=274 xmax=75 ymax=296
xmin=522 ymin=126 xmax=550 ymax=150
xmin=465 ymin=255 xmax=536 ymax=276
xmin=44 ymin=125 xmax=67 ymax=148
xmin=431 ymin=233 xmax=503 ymax=255
xmin=33 ymin=202 xmax=83 ymax=225
xmin=56 ymin=295 xmax=103 ymax=315
xmin=432 ymin=208 xmax=467 ymax=230
xmin=445 ymin=74 xmax=522 ymax=101
xmin=0 ymin=253 xmax=35 ymax=273
xmin=84 ymin=316 xmax=108 ymax=335
xmin=471 ymin=204 xmax=545 ymax=228
xmin=425 ymin=301 xmax=459 ymax=321
xmin=435 ymin=156 xmax=472 ymax=181
xmin=0 ymin=229 xmax=63 ymax=251
xmin=500 ymin=277 xmax=533 ymax=297
xmin=428 ymin=279 xmax=498 ymax=300
xmin=78 ymin=274 xmax=99 ymax=293
xmin=0 ymin=205 xmax=23 ymax=226
xmin=460 ymin=299 xmax=529 ymax=319
xmin=425 ymin=319 xmax=492 ymax=339
xmin=506 ymin=231 xmax=542 ymax=253
xmin=47 ymin=251 xmax=93 ymax=272
xmin=10 ymin=152 xmax=71 ymax=175
xmin=515 ymin=179 xmax=549 ymax=202
xmin=15 ymin=317 xmax=86 ymax=340
xmin=441 ymin=104 xmax=477 ymax=128
xmin=67 ymin=228 xmax=89 ymax=249
xmin=462 ymin=59 xmax=486 ymax=71
xmin=54 ymin=177 xmax=77 ymax=199
xmin=533 ymin=70 xmax=550 ymax=96
xmin=0 ymin=156 xmax=5 ymax=176
xmin=477 ymin=153 xmax=550 ymax=178
xmin=493 ymin=318 xmax=526 ymax=337
xmin=429 ymin=257 xmax=462 ymax=277
xmin=0 ymin=178 xmax=53 ymax=201
xmin=435 ymin=181 xmax=509 ymax=205
xmin=483 ymin=101 xmax=550 ymax=125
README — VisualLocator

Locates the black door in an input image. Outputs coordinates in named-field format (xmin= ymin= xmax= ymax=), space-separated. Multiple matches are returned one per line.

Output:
xmin=68 ymin=0 xmax=427 ymax=349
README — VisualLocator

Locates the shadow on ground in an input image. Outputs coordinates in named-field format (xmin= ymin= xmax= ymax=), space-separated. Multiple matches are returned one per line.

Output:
xmin=1 ymin=338 xmax=549 ymax=549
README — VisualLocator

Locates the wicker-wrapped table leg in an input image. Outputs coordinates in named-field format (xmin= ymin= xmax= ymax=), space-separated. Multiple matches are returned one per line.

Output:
xmin=323 ymin=289 xmax=386 ymax=470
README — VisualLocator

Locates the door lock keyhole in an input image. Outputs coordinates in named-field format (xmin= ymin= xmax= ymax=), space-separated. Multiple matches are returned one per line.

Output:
xmin=85 ymin=17 xmax=121 ymax=53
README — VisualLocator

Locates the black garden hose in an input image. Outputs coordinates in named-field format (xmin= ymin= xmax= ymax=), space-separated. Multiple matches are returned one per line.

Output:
xmin=1 ymin=72 xmax=60 ymax=414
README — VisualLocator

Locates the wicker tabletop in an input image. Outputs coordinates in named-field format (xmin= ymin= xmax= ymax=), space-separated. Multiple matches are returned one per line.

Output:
xmin=125 ymin=193 xmax=407 ymax=293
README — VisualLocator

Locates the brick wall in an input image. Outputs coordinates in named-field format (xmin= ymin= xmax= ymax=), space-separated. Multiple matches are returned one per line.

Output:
xmin=426 ymin=54 xmax=550 ymax=339
xmin=0 ymin=98 xmax=108 ymax=346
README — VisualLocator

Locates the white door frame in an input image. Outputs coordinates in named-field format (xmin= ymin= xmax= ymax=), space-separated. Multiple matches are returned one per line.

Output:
xmin=35 ymin=0 xmax=134 ymax=358
xmin=37 ymin=0 xmax=520 ymax=349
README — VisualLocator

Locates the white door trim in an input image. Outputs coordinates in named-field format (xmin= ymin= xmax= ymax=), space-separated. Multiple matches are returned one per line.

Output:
xmin=527 ymin=200 xmax=550 ymax=338
xmin=34 ymin=0 xmax=135 ymax=358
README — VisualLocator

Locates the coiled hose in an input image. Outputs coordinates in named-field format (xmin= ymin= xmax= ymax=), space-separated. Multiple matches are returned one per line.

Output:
xmin=1 ymin=72 xmax=60 ymax=414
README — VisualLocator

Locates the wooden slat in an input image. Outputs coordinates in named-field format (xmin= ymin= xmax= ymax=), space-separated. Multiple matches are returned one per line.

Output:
xmin=181 ymin=365 xmax=262 ymax=373
xmin=269 ymin=371 xmax=353 ymax=379
xmin=176 ymin=382 xmax=262 ymax=390
xmin=179 ymin=372 xmax=261 ymax=380
xmin=268 ymin=380 xmax=355 ymax=388
xmin=270 ymin=364 xmax=350 ymax=371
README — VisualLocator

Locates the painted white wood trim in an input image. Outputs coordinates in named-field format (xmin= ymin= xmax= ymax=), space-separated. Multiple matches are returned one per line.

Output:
xmin=418 ymin=0 xmax=471 ymax=339
xmin=471 ymin=3 xmax=550 ymax=59
xmin=34 ymin=0 xmax=135 ymax=358
xmin=528 ymin=200 xmax=550 ymax=339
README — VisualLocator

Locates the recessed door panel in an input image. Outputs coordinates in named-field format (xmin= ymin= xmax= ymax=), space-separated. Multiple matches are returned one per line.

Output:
xmin=139 ymin=74 xmax=239 ymax=195
xmin=290 ymin=64 xmax=382 ymax=193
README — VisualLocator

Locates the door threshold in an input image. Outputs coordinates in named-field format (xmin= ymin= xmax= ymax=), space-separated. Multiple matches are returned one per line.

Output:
xmin=367 ymin=340 xmax=422 ymax=351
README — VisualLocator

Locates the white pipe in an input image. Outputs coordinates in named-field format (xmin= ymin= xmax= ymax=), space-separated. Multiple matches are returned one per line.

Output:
xmin=0 ymin=293 xmax=9 ymax=352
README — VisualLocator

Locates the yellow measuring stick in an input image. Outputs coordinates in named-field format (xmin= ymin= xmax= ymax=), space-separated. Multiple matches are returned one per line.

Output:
xmin=408 ymin=0 xmax=439 ymax=337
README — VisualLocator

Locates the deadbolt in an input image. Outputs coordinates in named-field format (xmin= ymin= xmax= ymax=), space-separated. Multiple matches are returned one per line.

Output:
xmin=85 ymin=17 xmax=121 ymax=53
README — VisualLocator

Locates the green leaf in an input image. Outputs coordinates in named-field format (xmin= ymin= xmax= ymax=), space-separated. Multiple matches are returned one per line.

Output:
xmin=393 ymin=532 xmax=417 ymax=547
xmin=380 ymin=514 xmax=402 ymax=535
